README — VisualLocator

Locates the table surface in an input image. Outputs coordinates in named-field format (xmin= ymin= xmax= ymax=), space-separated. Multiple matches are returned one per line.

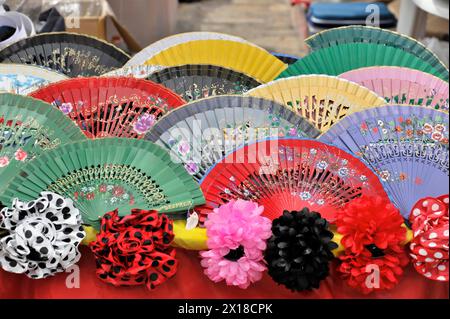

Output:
xmin=0 ymin=247 xmax=448 ymax=299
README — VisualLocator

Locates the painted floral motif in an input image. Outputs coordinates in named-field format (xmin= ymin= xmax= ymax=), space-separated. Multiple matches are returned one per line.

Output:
xmin=1 ymin=117 xmax=59 ymax=169
xmin=0 ymin=156 xmax=10 ymax=167
xmin=182 ymin=81 xmax=252 ymax=102
xmin=133 ymin=113 xmax=157 ymax=134
xmin=73 ymin=183 xmax=135 ymax=206
xmin=14 ymin=149 xmax=28 ymax=162
xmin=185 ymin=161 xmax=199 ymax=175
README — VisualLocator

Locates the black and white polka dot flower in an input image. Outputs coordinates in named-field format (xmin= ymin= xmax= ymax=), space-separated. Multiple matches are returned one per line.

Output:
xmin=0 ymin=192 xmax=85 ymax=279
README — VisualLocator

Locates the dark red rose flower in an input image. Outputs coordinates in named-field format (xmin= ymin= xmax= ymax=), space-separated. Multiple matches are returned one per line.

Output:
xmin=90 ymin=209 xmax=178 ymax=290
xmin=338 ymin=246 xmax=409 ymax=294
xmin=336 ymin=195 xmax=406 ymax=254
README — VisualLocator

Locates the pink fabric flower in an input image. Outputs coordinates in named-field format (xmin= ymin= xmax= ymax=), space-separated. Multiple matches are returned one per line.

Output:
xmin=200 ymin=200 xmax=272 ymax=289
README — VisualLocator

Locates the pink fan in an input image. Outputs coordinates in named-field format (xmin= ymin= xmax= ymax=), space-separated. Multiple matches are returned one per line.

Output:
xmin=340 ymin=66 xmax=449 ymax=112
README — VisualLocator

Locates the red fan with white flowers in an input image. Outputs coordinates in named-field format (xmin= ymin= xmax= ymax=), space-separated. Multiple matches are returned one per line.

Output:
xmin=29 ymin=77 xmax=186 ymax=139
xmin=199 ymin=138 xmax=388 ymax=222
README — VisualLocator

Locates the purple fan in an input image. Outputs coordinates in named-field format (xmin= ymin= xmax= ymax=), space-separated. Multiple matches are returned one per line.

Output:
xmin=319 ymin=105 xmax=449 ymax=218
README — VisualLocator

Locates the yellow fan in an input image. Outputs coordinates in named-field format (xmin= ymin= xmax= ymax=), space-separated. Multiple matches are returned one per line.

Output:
xmin=245 ymin=75 xmax=385 ymax=131
xmin=143 ymin=40 xmax=287 ymax=83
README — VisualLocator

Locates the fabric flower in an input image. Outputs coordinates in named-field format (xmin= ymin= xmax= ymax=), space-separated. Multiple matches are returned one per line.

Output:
xmin=0 ymin=192 xmax=85 ymax=279
xmin=90 ymin=209 xmax=177 ymax=290
xmin=336 ymin=195 xmax=406 ymax=254
xmin=409 ymin=195 xmax=449 ymax=282
xmin=264 ymin=208 xmax=338 ymax=291
xmin=200 ymin=200 xmax=272 ymax=289
xmin=338 ymin=246 xmax=409 ymax=294
xmin=335 ymin=196 xmax=409 ymax=293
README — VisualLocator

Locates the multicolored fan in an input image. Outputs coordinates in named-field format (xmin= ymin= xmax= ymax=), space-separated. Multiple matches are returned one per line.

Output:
xmin=0 ymin=93 xmax=86 ymax=194
xmin=0 ymin=64 xmax=68 ymax=95
xmin=126 ymin=31 xmax=251 ymax=67
xmin=0 ymin=32 xmax=130 ymax=77
xmin=199 ymin=138 xmax=387 ymax=222
xmin=147 ymin=64 xmax=262 ymax=102
xmin=340 ymin=67 xmax=449 ymax=111
xmin=0 ymin=138 xmax=206 ymax=229
xmin=145 ymin=95 xmax=320 ymax=181
xmin=319 ymin=105 xmax=449 ymax=218
xmin=306 ymin=26 xmax=448 ymax=76
xmin=245 ymin=75 xmax=386 ymax=132
xmin=102 ymin=65 xmax=165 ymax=78
xmin=29 ymin=77 xmax=186 ymax=139
xmin=277 ymin=42 xmax=449 ymax=81
xmin=142 ymin=39 xmax=288 ymax=83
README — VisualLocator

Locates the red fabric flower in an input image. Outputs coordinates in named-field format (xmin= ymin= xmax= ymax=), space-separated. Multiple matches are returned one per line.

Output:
xmin=409 ymin=195 xmax=449 ymax=282
xmin=338 ymin=247 xmax=409 ymax=294
xmin=90 ymin=209 xmax=178 ymax=290
xmin=336 ymin=196 xmax=406 ymax=254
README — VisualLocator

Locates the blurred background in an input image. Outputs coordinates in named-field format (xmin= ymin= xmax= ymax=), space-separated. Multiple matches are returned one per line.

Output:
xmin=1 ymin=0 xmax=449 ymax=64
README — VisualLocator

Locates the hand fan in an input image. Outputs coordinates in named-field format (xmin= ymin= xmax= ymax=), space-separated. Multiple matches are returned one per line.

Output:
xmin=145 ymin=95 xmax=320 ymax=181
xmin=319 ymin=105 xmax=449 ymax=218
xmin=277 ymin=42 xmax=449 ymax=82
xmin=272 ymin=52 xmax=300 ymax=65
xmin=245 ymin=75 xmax=386 ymax=132
xmin=0 ymin=138 xmax=206 ymax=229
xmin=0 ymin=64 xmax=68 ymax=95
xmin=0 ymin=32 xmax=130 ymax=77
xmin=142 ymin=39 xmax=288 ymax=83
xmin=306 ymin=26 xmax=448 ymax=75
xmin=339 ymin=67 xmax=449 ymax=112
xmin=0 ymin=93 xmax=86 ymax=193
xmin=29 ymin=77 xmax=186 ymax=139
xmin=102 ymin=65 xmax=166 ymax=78
xmin=147 ymin=64 xmax=262 ymax=102
xmin=199 ymin=138 xmax=387 ymax=222
xmin=126 ymin=31 xmax=251 ymax=67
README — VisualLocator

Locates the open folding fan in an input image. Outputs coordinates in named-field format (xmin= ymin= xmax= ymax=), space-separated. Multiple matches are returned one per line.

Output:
xmin=0 ymin=33 xmax=130 ymax=77
xmin=101 ymin=65 xmax=165 ymax=78
xmin=142 ymin=40 xmax=288 ymax=83
xmin=0 ymin=138 xmax=205 ymax=229
xmin=340 ymin=67 xmax=449 ymax=111
xmin=0 ymin=64 xmax=68 ymax=95
xmin=126 ymin=31 xmax=251 ymax=67
xmin=145 ymin=95 xmax=320 ymax=181
xmin=319 ymin=105 xmax=449 ymax=219
xmin=277 ymin=42 xmax=449 ymax=81
xmin=147 ymin=64 xmax=262 ymax=102
xmin=199 ymin=138 xmax=387 ymax=222
xmin=245 ymin=75 xmax=386 ymax=132
xmin=0 ymin=93 xmax=86 ymax=193
xmin=306 ymin=26 xmax=448 ymax=76
xmin=29 ymin=77 xmax=186 ymax=139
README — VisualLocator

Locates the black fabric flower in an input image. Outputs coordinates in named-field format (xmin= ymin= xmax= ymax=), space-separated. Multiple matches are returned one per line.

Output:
xmin=264 ymin=208 xmax=338 ymax=291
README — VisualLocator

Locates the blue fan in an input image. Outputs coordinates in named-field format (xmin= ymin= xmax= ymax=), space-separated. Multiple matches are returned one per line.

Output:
xmin=320 ymin=105 xmax=449 ymax=218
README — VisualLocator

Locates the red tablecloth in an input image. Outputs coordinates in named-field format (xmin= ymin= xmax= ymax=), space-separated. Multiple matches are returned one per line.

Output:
xmin=0 ymin=246 xmax=448 ymax=299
